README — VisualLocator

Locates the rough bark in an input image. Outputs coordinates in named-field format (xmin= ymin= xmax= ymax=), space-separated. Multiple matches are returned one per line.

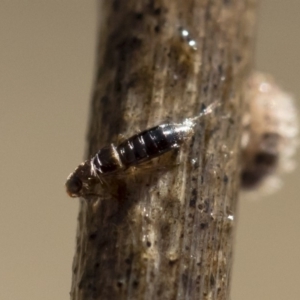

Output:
xmin=71 ymin=1 xmax=257 ymax=299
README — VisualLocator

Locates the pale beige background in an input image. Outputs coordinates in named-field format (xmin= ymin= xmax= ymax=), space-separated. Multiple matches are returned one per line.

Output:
xmin=0 ymin=1 xmax=299 ymax=300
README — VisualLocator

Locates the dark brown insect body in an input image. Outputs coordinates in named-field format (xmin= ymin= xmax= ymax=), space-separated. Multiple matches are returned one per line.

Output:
xmin=66 ymin=102 xmax=218 ymax=198
xmin=66 ymin=122 xmax=193 ymax=198
xmin=92 ymin=124 xmax=191 ymax=175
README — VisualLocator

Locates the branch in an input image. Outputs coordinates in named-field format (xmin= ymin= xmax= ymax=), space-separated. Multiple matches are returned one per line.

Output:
xmin=70 ymin=1 xmax=257 ymax=299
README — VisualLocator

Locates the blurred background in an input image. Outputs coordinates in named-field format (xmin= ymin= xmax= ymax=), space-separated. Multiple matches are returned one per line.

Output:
xmin=0 ymin=1 xmax=299 ymax=299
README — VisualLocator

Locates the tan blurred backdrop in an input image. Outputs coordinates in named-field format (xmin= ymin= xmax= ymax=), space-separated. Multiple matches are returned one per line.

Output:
xmin=0 ymin=1 xmax=299 ymax=300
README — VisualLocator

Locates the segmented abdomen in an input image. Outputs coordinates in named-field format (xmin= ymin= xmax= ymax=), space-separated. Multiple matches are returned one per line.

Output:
xmin=117 ymin=124 xmax=189 ymax=167
xmin=91 ymin=123 xmax=192 ymax=175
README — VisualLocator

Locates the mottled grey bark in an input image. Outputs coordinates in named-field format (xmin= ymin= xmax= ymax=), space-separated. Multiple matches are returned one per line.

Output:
xmin=71 ymin=1 xmax=257 ymax=299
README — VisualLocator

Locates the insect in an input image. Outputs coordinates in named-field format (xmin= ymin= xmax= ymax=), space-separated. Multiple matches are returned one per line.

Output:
xmin=65 ymin=103 xmax=218 ymax=199
xmin=241 ymin=72 xmax=298 ymax=192
xmin=66 ymin=73 xmax=298 ymax=199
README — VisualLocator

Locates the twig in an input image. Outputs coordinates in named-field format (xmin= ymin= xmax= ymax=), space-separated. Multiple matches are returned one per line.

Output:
xmin=70 ymin=1 xmax=257 ymax=299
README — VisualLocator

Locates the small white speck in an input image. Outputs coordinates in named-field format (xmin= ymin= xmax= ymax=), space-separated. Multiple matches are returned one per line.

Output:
xmin=182 ymin=30 xmax=189 ymax=37
xmin=188 ymin=40 xmax=196 ymax=47
xmin=228 ymin=215 xmax=234 ymax=221
xmin=191 ymin=158 xmax=197 ymax=165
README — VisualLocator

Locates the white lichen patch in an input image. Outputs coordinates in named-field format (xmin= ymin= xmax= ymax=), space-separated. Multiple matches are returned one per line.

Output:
xmin=241 ymin=72 xmax=299 ymax=195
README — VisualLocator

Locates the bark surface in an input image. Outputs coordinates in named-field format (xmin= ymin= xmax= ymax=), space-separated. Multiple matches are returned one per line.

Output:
xmin=71 ymin=1 xmax=257 ymax=299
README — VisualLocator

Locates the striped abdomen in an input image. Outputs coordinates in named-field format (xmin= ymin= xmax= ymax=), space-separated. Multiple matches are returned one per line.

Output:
xmin=117 ymin=124 xmax=190 ymax=167
xmin=91 ymin=123 xmax=193 ymax=175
